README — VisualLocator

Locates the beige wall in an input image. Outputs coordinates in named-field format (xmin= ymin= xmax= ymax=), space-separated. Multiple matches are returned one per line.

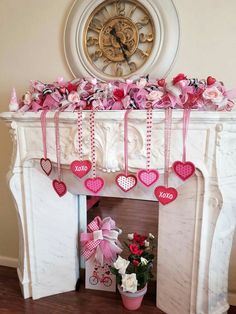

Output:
xmin=0 ymin=0 xmax=236 ymax=296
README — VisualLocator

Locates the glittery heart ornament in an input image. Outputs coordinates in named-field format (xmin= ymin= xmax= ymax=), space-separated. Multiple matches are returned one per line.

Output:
xmin=137 ymin=169 xmax=159 ymax=187
xmin=84 ymin=177 xmax=104 ymax=194
xmin=154 ymin=186 xmax=178 ymax=205
xmin=172 ymin=161 xmax=195 ymax=181
xmin=70 ymin=160 xmax=92 ymax=178
xmin=40 ymin=158 xmax=52 ymax=176
xmin=116 ymin=174 xmax=137 ymax=192
xmin=52 ymin=180 xmax=67 ymax=197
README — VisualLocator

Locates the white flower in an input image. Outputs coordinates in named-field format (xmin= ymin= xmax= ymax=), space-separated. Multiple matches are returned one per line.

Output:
xmin=113 ymin=256 xmax=130 ymax=275
xmin=140 ymin=257 xmax=148 ymax=265
xmin=149 ymin=233 xmax=155 ymax=239
xmin=68 ymin=91 xmax=80 ymax=104
xmin=127 ymin=233 xmax=134 ymax=240
xmin=136 ymin=78 xmax=147 ymax=88
xmin=146 ymin=90 xmax=163 ymax=101
xmin=202 ymin=86 xmax=224 ymax=103
xmin=121 ymin=273 xmax=138 ymax=293
xmin=144 ymin=240 xmax=149 ymax=247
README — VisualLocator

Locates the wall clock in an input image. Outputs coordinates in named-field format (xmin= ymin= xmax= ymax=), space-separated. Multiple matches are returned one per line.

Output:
xmin=64 ymin=0 xmax=180 ymax=80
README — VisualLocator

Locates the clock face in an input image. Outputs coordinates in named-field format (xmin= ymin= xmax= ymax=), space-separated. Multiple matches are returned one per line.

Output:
xmin=83 ymin=0 xmax=155 ymax=78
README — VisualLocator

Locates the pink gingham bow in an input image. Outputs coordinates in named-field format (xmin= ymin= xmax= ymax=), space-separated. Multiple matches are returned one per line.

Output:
xmin=80 ymin=216 xmax=122 ymax=265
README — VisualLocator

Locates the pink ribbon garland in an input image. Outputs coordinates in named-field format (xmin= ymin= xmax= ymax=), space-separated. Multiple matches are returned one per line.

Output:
xmin=164 ymin=108 xmax=172 ymax=187
xmin=54 ymin=110 xmax=62 ymax=181
xmin=80 ymin=216 xmax=122 ymax=266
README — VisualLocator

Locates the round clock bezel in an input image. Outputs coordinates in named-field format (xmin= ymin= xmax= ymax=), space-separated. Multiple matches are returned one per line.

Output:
xmin=64 ymin=0 xmax=180 ymax=80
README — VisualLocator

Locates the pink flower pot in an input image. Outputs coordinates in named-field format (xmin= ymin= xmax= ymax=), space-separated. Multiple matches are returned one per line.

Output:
xmin=118 ymin=284 xmax=147 ymax=310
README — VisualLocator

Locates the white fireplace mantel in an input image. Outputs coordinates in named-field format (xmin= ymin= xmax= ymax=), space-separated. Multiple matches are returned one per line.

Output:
xmin=1 ymin=110 xmax=236 ymax=314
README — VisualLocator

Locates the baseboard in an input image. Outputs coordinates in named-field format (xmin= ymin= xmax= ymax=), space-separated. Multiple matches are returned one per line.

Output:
xmin=228 ymin=292 xmax=236 ymax=306
xmin=0 ymin=255 xmax=18 ymax=268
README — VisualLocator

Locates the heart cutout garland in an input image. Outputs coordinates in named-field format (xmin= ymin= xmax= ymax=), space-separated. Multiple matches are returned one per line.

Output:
xmin=52 ymin=180 xmax=67 ymax=197
xmin=137 ymin=169 xmax=159 ymax=187
xmin=40 ymin=158 xmax=52 ymax=176
xmin=154 ymin=186 xmax=178 ymax=205
xmin=116 ymin=174 xmax=137 ymax=192
xmin=70 ymin=160 xmax=92 ymax=178
xmin=84 ymin=177 xmax=104 ymax=194
xmin=172 ymin=161 xmax=195 ymax=181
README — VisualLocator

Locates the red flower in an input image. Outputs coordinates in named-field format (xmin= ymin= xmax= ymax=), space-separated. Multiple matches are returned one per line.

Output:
xmin=133 ymin=232 xmax=147 ymax=246
xmin=67 ymin=83 xmax=78 ymax=93
xmin=132 ymin=259 xmax=140 ymax=266
xmin=113 ymin=88 xmax=125 ymax=101
xmin=129 ymin=243 xmax=143 ymax=256
xmin=172 ymin=73 xmax=187 ymax=85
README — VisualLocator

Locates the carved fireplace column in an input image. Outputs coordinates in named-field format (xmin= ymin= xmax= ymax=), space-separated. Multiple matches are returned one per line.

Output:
xmin=0 ymin=110 xmax=236 ymax=314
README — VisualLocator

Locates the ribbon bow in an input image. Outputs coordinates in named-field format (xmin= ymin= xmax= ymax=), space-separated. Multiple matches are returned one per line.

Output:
xmin=80 ymin=216 xmax=122 ymax=266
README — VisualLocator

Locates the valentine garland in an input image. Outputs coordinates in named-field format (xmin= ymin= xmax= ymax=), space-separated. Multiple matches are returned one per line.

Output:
xmin=10 ymin=74 xmax=236 ymax=203
xmin=13 ymin=74 xmax=236 ymax=113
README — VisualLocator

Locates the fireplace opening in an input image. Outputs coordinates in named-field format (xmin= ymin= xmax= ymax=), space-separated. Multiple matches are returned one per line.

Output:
xmin=84 ymin=196 xmax=159 ymax=297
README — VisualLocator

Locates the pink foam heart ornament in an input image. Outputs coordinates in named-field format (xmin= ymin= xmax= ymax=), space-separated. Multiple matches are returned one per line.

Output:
xmin=137 ymin=169 xmax=159 ymax=187
xmin=40 ymin=158 xmax=52 ymax=176
xmin=172 ymin=161 xmax=196 ymax=181
xmin=52 ymin=180 xmax=67 ymax=197
xmin=84 ymin=177 xmax=104 ymax=194
xmin=70 ymin=160 xmax=92 ymax=178
xmin=207 ymin=76 xmax=216 ymax=85
xmin=154 ymin=186 xmax=178 ymax=205
xmin=116 ymin=174 xmax=137 ymax=192
xmin=157 ymin=79 xmax=166 ymax=87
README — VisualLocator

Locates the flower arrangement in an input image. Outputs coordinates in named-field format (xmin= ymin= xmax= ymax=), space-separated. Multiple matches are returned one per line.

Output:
xmin=110 ymin=232 xmax=155 ymax=293
xmin=11 ymin=74 xmax=236 ymax=113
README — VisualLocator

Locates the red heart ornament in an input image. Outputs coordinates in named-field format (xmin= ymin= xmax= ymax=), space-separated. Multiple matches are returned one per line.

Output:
xmin=137 ymin=169 xmax=159 ymax=187
xmin=40 ymin=158 xmax=52 ymax=176
xmin=172 ymin=161 xmax=195 ymax=181
xmin=84 ymin=177 xmax=104 ymax=194
xmin=207 ymin=76 xmax=216 ymax=85
xmin=157 ymin=79 xmax=166 ymax=87
xmin=52 ymin=180 xmax=67 ymax=197
xmin=154 ymin=186 xmax=178 ymax=205
xmin=116 ymin=174 xmax=137 ymax=192
xmin=70 ymin=160 xmax=92 ymax=178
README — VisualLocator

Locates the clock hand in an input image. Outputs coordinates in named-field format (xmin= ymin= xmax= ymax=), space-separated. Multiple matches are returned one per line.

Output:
xmin=110 ymin=28 xmax=131 ymax=68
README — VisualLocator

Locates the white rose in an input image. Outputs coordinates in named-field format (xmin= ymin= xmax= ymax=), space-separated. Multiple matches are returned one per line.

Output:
xmin=140 ymin=257 xmax=148 ymax=265
xmin=146 ymin=90 xmax=163 ymax=101
xmin=202 ymin=86 xmax=224 ymax=103
xmin=144 ymin=240 xmax=149 ymax=247
xmin=127 ymin=233 xmax=134 ymax=240
xmin=68 ymin=91 xmax=80 ymax=104
xmin=121 ymin=273 xmax=138 ymax=293
xmin=149 ymin=233 xmax=155 ymax=239
xmin=113 ymin=256 xmax=130 ymax=275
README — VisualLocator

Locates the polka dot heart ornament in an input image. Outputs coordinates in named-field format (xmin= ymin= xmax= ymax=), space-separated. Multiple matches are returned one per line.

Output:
xmin=172 ymin=109 xmax=195 ymax=181
xmin=84 ymin=110 xmax=105 ymax=194
xmin=52 ymin=110 xmax=67 ymax=197
xmin=115 ymin=110 xmax=137 ymax=192
xmin=137 ymin=109 xmax=159 ymax=187
xmin=40 ymin=110 xmax=52 ymax=176
xmin=70 ymin=109 xmax=92 ymax=178
xmin=154 ymin=108 xmax=178 ymax=205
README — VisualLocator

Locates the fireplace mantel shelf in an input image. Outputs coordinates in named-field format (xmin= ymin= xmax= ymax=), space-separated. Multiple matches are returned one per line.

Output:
xmin=1 ymin=110 xmax=236 ymax=314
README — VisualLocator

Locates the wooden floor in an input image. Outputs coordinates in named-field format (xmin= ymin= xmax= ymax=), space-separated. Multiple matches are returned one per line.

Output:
xmin=0 ymin=197 xmax=235 ymax=314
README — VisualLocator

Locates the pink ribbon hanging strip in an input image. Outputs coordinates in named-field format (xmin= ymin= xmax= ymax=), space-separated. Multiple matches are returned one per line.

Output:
xmin=124 ymin=109 xmax=131 ymax=176
xmin=40 ymin=109 xmax=49 ymax=158
xmin=164 ymin=107 xmax=172 ymax=187
xmin=77 ymin=108 xmax=83 ymax=160
xmin=80 ymin=216 xmax=122 ymax=266
xmin=54 ymin=110 xmax=62 ymax=181
xmin=90 ymin=109 xmax=96 ymax=178
xmin=182 ymin=108 xmax=191 ymax=163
